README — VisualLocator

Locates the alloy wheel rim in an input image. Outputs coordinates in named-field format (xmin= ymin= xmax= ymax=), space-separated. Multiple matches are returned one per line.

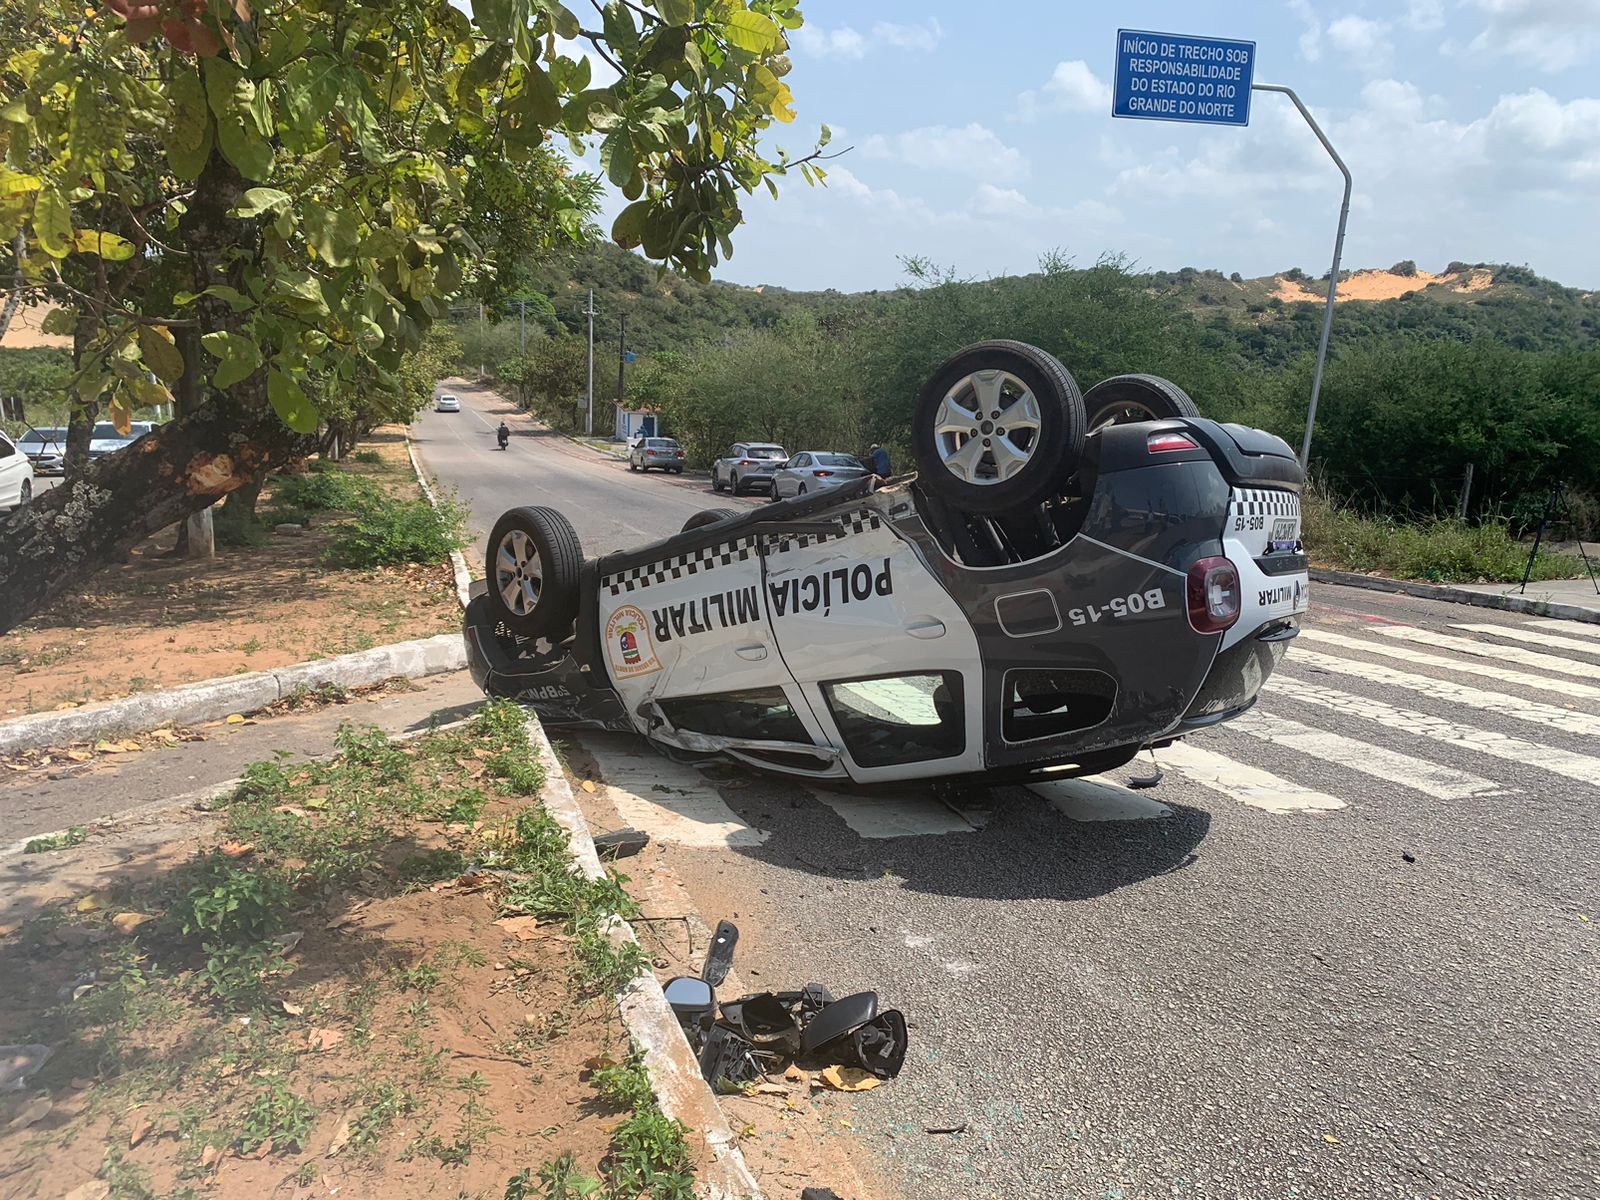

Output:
xmin=1089 ymin=400 xmax=1160 ymax=433
xmin=495 ymin=528 xmax=543 ymax=616
xmin=932 ymin=369 xmax=1042 ymax=485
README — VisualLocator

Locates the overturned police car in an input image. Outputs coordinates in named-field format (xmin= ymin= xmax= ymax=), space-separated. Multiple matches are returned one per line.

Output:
xmin=463 ymin=341 xmax=1308 ymax=786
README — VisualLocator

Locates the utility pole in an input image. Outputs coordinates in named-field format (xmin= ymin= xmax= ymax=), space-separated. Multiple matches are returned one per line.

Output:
xmin=617 ymin=314 xmax=627 ymax=412
xmin=477 ymin=300 xmax=485 ymax=379
xmin=585 ymin=289 xmax=595 ymax=436
xmin=518 ymin=299 xmax=526 ymax=356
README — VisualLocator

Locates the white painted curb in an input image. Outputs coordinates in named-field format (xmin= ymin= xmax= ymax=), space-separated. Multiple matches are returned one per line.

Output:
xmin=405 ymin=431 xmax=473 ymax=608
xmin=524 ymin=715 xmax=763 ymax=1200
xmin=0 ymin=634 xmax=466 ymax=756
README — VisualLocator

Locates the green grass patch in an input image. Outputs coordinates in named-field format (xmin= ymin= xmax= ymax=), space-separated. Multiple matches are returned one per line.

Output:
xmin=268 ymin=469 xmax=386 ymax=516
xmin=1304 ymin=490 xmax=1587 ymax=583
xmin=23 ymin=826 xmax=88 ymax=853
xmin=322 ymin=495 xmax=467 ymax=569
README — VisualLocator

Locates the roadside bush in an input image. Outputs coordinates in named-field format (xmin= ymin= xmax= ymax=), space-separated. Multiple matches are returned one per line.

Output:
xmin=323 ymin=495 xmax=466 ymax=569
xmin=269 ymin=469 xmax=385 ymax=515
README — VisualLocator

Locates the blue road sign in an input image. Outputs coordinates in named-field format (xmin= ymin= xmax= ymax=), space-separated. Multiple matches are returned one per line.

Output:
xmin=623 ymin=351 xmax=637 ymax=364
xmin=1112 ymin=29 xmax=1255 ymax=126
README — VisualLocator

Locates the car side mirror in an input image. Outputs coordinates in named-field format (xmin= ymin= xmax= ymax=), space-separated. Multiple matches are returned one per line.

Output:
xmin=663 ymin=976 xmax=714 ymax=1025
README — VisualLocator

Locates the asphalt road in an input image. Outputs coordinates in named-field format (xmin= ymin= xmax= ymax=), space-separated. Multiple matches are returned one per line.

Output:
xmin=413 ymin=383 xmax=1599 ymax=1200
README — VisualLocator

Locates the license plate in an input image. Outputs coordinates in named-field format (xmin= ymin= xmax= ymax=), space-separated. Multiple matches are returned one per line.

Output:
xmin=1271 ymin=518 xmax=1299 ymax=541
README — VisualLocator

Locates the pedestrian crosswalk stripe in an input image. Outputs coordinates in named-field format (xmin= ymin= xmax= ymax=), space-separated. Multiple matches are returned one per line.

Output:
xmin=1230 ymin=710 xmax=1504 ymax=800
xmin=1457 ymin=622 xmax=1600 ymax=656
xmin=582 ymin=737 xmax=767 ymax=849
xmin=1269 ymin=678 xmax=1600 ymax=788
xmin=1374 ymin=624 xmax=1600 ymax=680
xmin=1156 ymin=741 xmax=1346 ymax=814
xmin=1283 ymin=649 xmax=1600 ymax=739
xmin=810 ymin=787 xmax=987 ymax=838
xmin=1297 ymin=628 xmax=1600 ymax=702
xmin=1028 ymin=777 xmax=1174 ymax=822
xmin=1527 ymin=618 xmax=1600 ymax=640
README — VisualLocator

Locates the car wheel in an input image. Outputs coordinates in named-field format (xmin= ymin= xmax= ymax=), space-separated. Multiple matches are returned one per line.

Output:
xmin=485 ymin=506 xmax=583 ymax=640
xmin=910 ymin=340 xmax=1085 ymax=516
xmin=17 ymin=480 xmax=31 ymax=507
xmin=682 ymin=508 xmax=744 ymax=533
xmin=629 ymin=460 xmax=638 ymax=472
xmin=713 ymin=473 xmax=725 ymax=493
xmin=672 ymin=466 xmax=683 ymax=474
xmin=1082 ymin=374 xmax=1200 ymax=433
xmin=730 ymin=473 xmax=745 ymax=496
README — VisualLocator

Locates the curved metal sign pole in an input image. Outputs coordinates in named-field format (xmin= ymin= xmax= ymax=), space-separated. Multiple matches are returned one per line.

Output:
xmin=1252 ymin=83 xmax=1352 ymax=468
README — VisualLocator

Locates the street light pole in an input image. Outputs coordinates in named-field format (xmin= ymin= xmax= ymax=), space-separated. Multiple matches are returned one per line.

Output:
xmin=1251 ymin=83 xmax=1351 ymax=469
xmin=585 ymin=289 xmax=595 ymax=437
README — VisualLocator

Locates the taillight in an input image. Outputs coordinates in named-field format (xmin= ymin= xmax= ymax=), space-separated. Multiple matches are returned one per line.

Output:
xmin=646 ymin=450 xmax=656 ymax=456
xmin=677 ymin=451 xmax=685 ymax=457
xmin=812 ymin=470 xmax=833 ymax=478
xmin=1148 ymin=431 xmax=1199 ymax=453
xmin=1187 ymin=556 xmax=1240 ymax=633
xmin=740 ymin=459 xmax=754 ymax=465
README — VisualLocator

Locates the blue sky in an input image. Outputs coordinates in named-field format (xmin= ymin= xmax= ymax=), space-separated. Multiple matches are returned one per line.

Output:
xmin=595 ymin=0 xmax=1600 ymax=292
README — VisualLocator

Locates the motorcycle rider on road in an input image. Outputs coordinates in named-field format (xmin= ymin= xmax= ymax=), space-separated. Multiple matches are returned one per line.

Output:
xmin=497 ymin=421 xmax=510 ymax=450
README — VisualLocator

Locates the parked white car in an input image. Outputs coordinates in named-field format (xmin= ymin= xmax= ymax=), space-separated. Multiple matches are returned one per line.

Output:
xmin=88 ymin=420 xmax=154 ymax=459
xmin=769 ymin=451 xmax=871 ymax=500
xmin=18 ymin=426 xmax=67 ymax=475
xmin=0 ymin=430 xmax=36 ymax=511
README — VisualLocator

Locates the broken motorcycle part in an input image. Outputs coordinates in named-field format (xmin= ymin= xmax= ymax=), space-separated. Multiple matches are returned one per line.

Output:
xmin=701 ymin=919 xmax=739 ymax=987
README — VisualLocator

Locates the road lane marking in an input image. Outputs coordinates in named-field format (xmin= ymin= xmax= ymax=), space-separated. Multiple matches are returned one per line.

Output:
xmin=1267 ymin=678 xmax=1600 ymax=788
xmin=1155 ymin=742 xmax=1346 ymax=814
xmin=1282 ymin=649 xmax=1600 ymax=739
xmin=1297 ymin=628 xmax=1600 ymax=702
xmin=582 ymin=738 xmax=767 ymax=849
xmin=809 ymin=788 xmax=986 ymax=838
xmin=1029 ymin=777 xmax=1174 ymax=821
xmin=1373 ymin=624 xmax=1600 ymax=679
xmin=1526 ymin=619 xmax=1600 ymax=640
xmin=1230 ymin=710 xmax=1502 ymax=800
xmin=1452 ymin=622 xmax=1600 ymax=655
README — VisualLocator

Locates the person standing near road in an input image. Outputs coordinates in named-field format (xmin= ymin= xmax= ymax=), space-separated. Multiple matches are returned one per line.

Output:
xmin=867 ymin=443 xmax=891 ymax=478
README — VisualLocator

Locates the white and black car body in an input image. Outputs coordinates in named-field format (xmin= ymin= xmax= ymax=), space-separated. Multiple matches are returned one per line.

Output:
xmin=464 ymin=344 xmax=1308 ymax=786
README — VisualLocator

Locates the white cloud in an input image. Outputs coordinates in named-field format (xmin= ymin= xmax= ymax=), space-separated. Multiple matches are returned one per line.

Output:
xmin=790 ymin=18 xmax=942 ymax=60
xmin=1464 ymin=0 xmax=1600 ymax=71
xmin=1015 ymin=61 xmax=1111 ymax=120
xmin=1287 ymin=0 xmax=1323 ymax=61
xmin=1326 ymin=14 xmax=1394 ymax=70
xmin=790 ymin=24 xmax=866 ymax=60
xmin=871 ymin=19 xmax=943 ymax=53
xmin=861 ymin=123 xmax=1030 ymax=183
xmin=1403 ymin=0 xmax=1445 ymax=32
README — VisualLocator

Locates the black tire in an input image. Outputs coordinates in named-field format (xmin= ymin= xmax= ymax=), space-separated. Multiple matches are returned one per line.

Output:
xmin=713 ymin=472 xmax=725 ymax=493
xmin=910 ymin=340 xmax=1085 ymax=516
xmin=18 ymin=479 xmax=31 ymax=507
xmin=1082 ymin=374 xmax=1200 ymax=433
xmin=484 ymin=507 xmax=582 ymax=639
xmin=629 ymin=460 xmax=638 ymax=472
xmin=682 ymin=508 xmax=744 ymax=533
xmin=730 ymin=473 xmax=745 ymax=496
xmin=671 ymin=467 xmax=683 ymax=474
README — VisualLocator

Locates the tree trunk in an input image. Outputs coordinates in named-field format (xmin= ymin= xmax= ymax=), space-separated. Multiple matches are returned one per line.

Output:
xmin=186 ymin=507 xmax=215 ymax=559
xmin=64 ymin=312 xmax=99 ymax=483
xmin=0 ymin=397 xmax=314 ymax=632
xmin=220 ymin=468 xmax=266 ymax=521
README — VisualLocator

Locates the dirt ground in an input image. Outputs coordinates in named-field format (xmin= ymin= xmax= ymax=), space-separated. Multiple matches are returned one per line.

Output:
xmin=0 ymin=429 xmax=460 ymax=719
xmin=1269 ymin=265 xmax=1496 ymax=304
xmin=0 ymin=712 xmax=642 ymax=1200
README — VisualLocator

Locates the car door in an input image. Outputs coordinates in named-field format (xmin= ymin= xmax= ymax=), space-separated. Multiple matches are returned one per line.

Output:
xmin=0 ymin=433 xmax=24 ymax=507
xmin=762 ymin=500 xmax=986 ymax=784
xmin=595 ymin=523 xmax=841 ymax=773
xmin=774 ymin=454 xmax=801 ymax=499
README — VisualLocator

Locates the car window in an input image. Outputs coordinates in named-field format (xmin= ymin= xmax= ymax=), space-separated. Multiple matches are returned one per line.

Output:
xmin=1003 ymin=669 xmax=1117 ymax=742
xmin=91 ymin=423 xmax=118 ymax=438
xmin=790 ymin=453 xmax=809 ymax=468
xmin=658 ymin=688 xmax=811 ymax=743
xmin=815 ymin=453 xmax=860 ymax=467
xmin=748 ymin=446 xmax=786 ymax=459
xmin=821 ymin=672 xmax=965 ymax=767
xmin=20 ymin=430 xmax=62 ymax=447
xmin=647 ymin=438 xmax=677 ymax=449
xmin=0 ymin=434 xmax=14 ymax=457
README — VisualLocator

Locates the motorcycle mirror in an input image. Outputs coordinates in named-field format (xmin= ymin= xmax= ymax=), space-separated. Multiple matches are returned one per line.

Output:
xmin=700 ymin=920 xmax=739 ymax=988
xmin=662 ymin=976 xmax=714 ymax=1024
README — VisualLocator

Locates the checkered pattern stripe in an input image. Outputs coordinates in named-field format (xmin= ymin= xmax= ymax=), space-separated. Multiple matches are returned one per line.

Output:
xmin=1231 ymin=488 xmax=1300 ymax=519
xmin=602 ymin=510 xmax=883 ymax=596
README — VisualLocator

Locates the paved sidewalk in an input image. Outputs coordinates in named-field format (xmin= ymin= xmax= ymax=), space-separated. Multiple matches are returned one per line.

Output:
xmin=1454 ymin=573 xmax=1600 ymax=616
xmin=0 ymin=672 xmax=484 ymax=844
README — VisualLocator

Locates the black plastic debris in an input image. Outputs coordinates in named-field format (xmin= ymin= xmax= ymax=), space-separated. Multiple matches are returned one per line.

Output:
xmin=593 ymin=827 xmax=650 ymax=860
xmin=661 ymin=918 xmax=909 ymax=1090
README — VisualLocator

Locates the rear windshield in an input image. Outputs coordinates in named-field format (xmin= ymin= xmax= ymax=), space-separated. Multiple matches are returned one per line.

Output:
xmin=814 ymin=453 xmax=861 ymax=467
xmin=91 ymin=423 xmax=118 ymax=438
xmin=646 ymin=438 xmax=678 ymax=449
xmin=20 ymin=428 xmax=66 ymax=446
xmin=746 ymin=446 xmax=785 ymax=459
xmin=90 ymin=422 xmax=151 ymax=438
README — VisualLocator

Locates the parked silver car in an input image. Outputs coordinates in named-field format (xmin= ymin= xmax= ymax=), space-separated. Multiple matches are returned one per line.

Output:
xmin=769 ymin=451 xmax=870 ymax=501
xmin=629 ymin=436 xmax=686 ymax=473
xmin=89 ymin=420 xmax=154 ymax=458
xmin=711 ymin=442 xmax=787 ymax=495
xmin=18 ymin=426 xmax=67 ymax=475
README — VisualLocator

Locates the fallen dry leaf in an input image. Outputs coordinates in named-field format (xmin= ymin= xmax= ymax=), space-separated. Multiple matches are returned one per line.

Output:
xmin=745 ymin=1082 xmax=790 ymax=1096
xmin=63 ymin=1182 xmax=110 ymax=1200
xmin=220 ymin=841 xmax=255 ymax=859
xmin=817 ymin=1066 xmax=882 ymax=1092
xmin=76 ymin=891 xmax=111 ymax=914
xmin=110 ymin=912 xmax=153 ymax=935
xmin=309 ymin=1027 xmax=343 ymax=1052
xmin=150 ymin=729 xmax=178 ymax=741
xmin=7 ymin=1096 xmax=52 ymax=1130
xmin=580 ymin=780 xmax=597 ymax=793
xmin=250 ymin=1138 xmax=274 ymax=1159
xmin=129 ymin=1116 xmax=154 ymax=1147
xmin=493 ymin=915 xmax=541 ymax=941
xmin=325 ymin=1118 xmax=352 ymax=1158
xmin=281 ymin=1000 xmax=305 ymax=1017
xmin=3 ymin=762 xmax=29 ymax=772
xmin=200 ymin=1145 xmax=222 ymax=1168
xmin=225 ymin=714 xmax=246 ymax=725
xmin=1324 ymin=1134 xmax=1341 ymax=1145
xmin=783 ymin=1064 xmax=810 ymax=1084
xmin=65 ymin=750 xmax=94 ymax=762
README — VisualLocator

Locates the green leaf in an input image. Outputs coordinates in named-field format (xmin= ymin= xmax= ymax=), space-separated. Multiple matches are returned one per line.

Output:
xmin=473 ymin=0 xmax=512 ymax=40
xmin=745 ymin=63 xmax=779 ymax=106
xmin=40 ymin=307 xmax=76 ymax=336
xmin=358 ymin=227 xmax=409 ymax=259
xmin=229 ymin=188 xmax=293 ymax=219
xmin=34 ymin=186 xmax=72 ymax=258
xmin=520 ymin=61 xmax=562 ymax=126
xmin=611 ymin=200 xmax=648 ymax=249
xmin=602 ymin=2 xmax=640 ymax=60
xmin=724 ymin=10 xmax=782 ymax=54
xmin=656 ymin=0 xmax=694 ymax=26
xmin=600 ymin=128 xmax=637 ymax=189
xmin=304 ymin=206 xmax=360 ymax=267
xmin=72 ymin=230 xmax=137 ymax=261
xmin=167 ymin=66 xmax=211 ymax=181
xmin=201 ymin=330 xmax=263 ymax=390
xmin=138 ymin=326 xmax=185 ymax=385
xmin=275 ymin=273 xmax=330 ymax=315
xmin=268 ymin=368 xmax=319 ymax=434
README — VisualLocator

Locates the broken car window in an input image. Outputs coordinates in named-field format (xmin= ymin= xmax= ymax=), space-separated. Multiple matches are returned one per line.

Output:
xmin=821 ymin=673 xmax=965 ymax=768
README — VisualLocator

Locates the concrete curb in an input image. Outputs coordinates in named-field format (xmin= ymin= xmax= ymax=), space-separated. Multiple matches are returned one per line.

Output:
xmin=0 ymin=634 xmax=466 ymax=755
xmin=524 ymin=715 xmax=762 ymax=1200
xmin=405 ymin=432 xmax=473 ymax=608
xmin=1312 ymin=568 xmax=1600 ymax=625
